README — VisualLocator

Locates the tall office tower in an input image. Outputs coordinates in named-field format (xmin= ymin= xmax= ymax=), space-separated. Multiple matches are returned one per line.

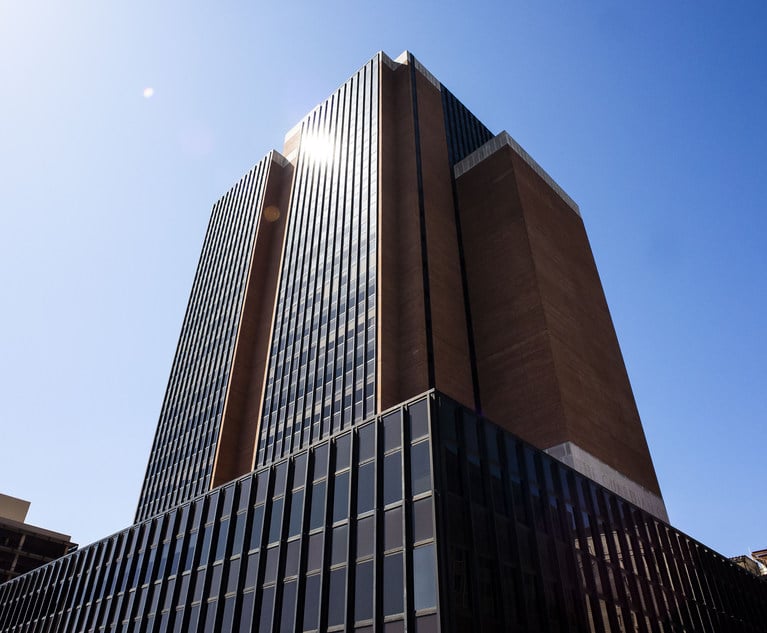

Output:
xmin=2 ymin=52 xmax=766 ymax=633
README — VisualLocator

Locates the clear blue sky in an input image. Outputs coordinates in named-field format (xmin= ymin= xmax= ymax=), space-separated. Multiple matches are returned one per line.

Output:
xmin=1 ymin=1 xmax=765 ymax=556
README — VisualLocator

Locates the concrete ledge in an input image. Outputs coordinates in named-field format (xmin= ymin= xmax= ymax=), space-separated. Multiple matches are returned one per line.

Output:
xmin=454 ymin=131 xmax=580 ymax=217
xmin=545 ymin=441 xmax=669 ymax=522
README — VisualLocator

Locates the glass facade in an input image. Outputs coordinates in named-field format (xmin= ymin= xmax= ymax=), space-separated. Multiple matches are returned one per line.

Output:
xmin=3 ymin=392 xmax=765 ymax=633
xmin=136 ymin=153 xmax=279 ymax=521
xmin=257 ymin=57 xmax=379 ymax=467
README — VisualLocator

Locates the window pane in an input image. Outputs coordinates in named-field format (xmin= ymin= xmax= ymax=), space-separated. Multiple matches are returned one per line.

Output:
xmin=358 ymin=424 xmax=375 ymax=463
xmin=355 ymin=560 xmax=373 ymax=622
xmin=384 ymin=507 xmax=402 ymax=551
xmin=285 ymin=540 xmax=300 ymax=578
xmin=383 ymin=553 xmax=404 ymax=616
xmin=328 ymin=567 xmax=347 ymax=627
xmin=259 ymin=585 xmax=275 ymax=632
xmin=357 ymin=462 xmax=374 ymax=515
xmin=356 ymin=516 xmax=374 ymax=560
xmin=313 ymin=444 xmax=329 ymax=481
xmin=332 ymin=525 xmax=348 ymax=566
xmin=215 ymin=518 xmax=229 ymax=561
xmin=408 ymin=399 xmax=429 ymax=441
xmin=288 ymin=490 xmax=304 ymax=538
xmin=410 ymin=441 xmax=431 ymax=496
xmin=307 ymin=533 xmax=323 ymax=572
xmin=333 ymin=472 xmax=350 ymax=523
xmin=281 ymin=580 xmax=297 ymax=632
xmin=273 ymin=461 xmax=288 ymax=497
xmin=383 ymin=411 xmax=402 ymax=451
xmin=293 ymin=453 xmax=308 ymax=489
xmin=310 ymin=482 xmax=326 ymax=530
xmin=244 ymin=553 xmax=259 ymax=589
xmin=413 ymin=544 xmax=437 ymax=610
xmin=249 ymin=506 xmax=264 ymax=552
xmin=264 ymin=546 xmax=279 ymax=584
xmin=335 ymin=434 xmax=351 ymax=471
xmin=269 ymin=498 xmax=284 ymax=543
xmin=412 ymin=498 xmax=434 ymax=543
xmin=303 ymin=574 xmax=320 ymax=631
xmin=383 ymin=452 xmax=402 ymax=505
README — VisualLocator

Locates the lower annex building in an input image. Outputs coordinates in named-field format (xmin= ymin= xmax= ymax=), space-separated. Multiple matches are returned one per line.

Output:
xmin=1 ymin=51 xmax=765 ymax=633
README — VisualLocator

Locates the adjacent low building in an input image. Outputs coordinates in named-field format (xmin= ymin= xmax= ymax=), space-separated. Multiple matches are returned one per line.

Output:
xmin=0 ymin=494 xmax=76 ymax=585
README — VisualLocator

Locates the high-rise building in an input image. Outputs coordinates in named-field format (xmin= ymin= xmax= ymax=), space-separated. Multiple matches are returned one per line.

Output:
xmin=1 ymin=51 xmax=765 ymax=632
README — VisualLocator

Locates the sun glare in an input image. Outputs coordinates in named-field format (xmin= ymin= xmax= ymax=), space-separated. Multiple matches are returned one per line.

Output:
xmin=300 ymin=132 xmax=335 ymax=164
xmin=143 ymin=87 xmax=155 ymax=99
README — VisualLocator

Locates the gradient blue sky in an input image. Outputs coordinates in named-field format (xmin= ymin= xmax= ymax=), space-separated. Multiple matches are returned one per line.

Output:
xmin=1 ymin=1 xmax=765 ymax=556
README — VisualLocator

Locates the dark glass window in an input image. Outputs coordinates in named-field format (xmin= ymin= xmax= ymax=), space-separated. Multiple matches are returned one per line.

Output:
xmin=259 ymin=585 xmax=275 ymax=632
xmin=313 ymin=444 xmax=329 ymax=481
xmin=327 ymin=567 xmax=347 ymax=627
xmin=288 ymin=490 xmax=304 ymax=538
xmin=273 ymin=462 xmax=288 ymax=497
xmin=384 ymin=507 xmax=403 ymax=551
xmin=412 ymin=498 xmax=434 ymax=543
xmin=264 ymin=546 xmax=279 ymax=584
xmin=383 ymin=553 xmax=404 ymax=616
xmin=333 ymin=472 xmax=350 ymax=523
xmin=215 ymin=518 xmax=229 ymax=561
xmin=413 ymin=544 xmax=437 ymax=610
xmin=383 ymin=452 xmax=402 ymax=505
xmin=310 ymin=482 xmax=326 ymax=530
xmin=280 ymin=580 xmax=297 ymax=632
xmin=239 ymin=590 xmax=255 ymax=632
xmin=408 ymin=399 xmax=429 ymax=441
xmin=284 ymin=540 xmax=300 ymax=578
xmin=410 ymin=441 xmax=431 ymax=496
xmin=331 ymin=525 xmax=348 ymax=566
xmin=293 ymin=454 xmax=308 ymax=489
xmin=268 ymin=498 xmax=284 ymax=543
xmin=226 ymin=557 xmax=240 ymax=594
xmin=255 ymin=473 xmax=269 ymax=505
xmin=303 ymin=574 xmax=320 ymax=631
xmin=358 ymin=424 xmax=375 ymax=462
xmin=307 ymin=533 xmax=323 ymax=572
xmin=356 ymin=516 xmax=374 ymax=560
xmin=355 ymin=559 xmax=373 ymax=622
xmin=383 ymin=411 xmax=402 ymax=451
xmin=357 ymin=462 xmax=375 ymax=515
xmin=249 ymin=506 xmax=264 ymax=552
xmin=335 ymin=434 xmax=351 ymax=471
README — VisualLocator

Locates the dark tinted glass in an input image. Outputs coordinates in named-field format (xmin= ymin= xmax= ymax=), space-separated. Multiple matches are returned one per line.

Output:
xmin=313 ymin=444 xmax=329 ymax=481
xmin=412 ymin=498 xmax=434 ymax=542
xmin=384 ymin=507 xmax=403 ymax=551
xmin=281 ymin=580 xmax=297 ymax=632
xmin=333 ymin=472 xmax=349 ymax=523
xmin=408 ymin=399 xmax=429 ymax=440
xmin=383 ymin=411 xmax=402 ymax=451
xmin=410 ymin=441 xmax=431 ymax=496
xmin=303 ymin=574 xmax=320 ymax=631
xmin=358 ymin=424 xmax=375 ymax=463
xmin=356 ymin=516 xmax=374 ymax=560
xmin=268 ymin=498 xmax=283 ymax=543
xmin=259 ymin=585 xmax=275 ymax=632
xmin=335 ymin=434 xmax=351 ymax=471
xmin=383 ymin=452 xmax=402 ymax=505
xmin=249 ymin=506 xmax=264 ymax=551
xmin=307 ymin=533 xmax=323 ymax=572
xmin=288 ymin=490 xmax=304 ymax=538
xmin=309 ymin=482 xmax=326 ymax=530
xmin=355 ymin=560 xmax=374 ymax=622
xmin=383 ymin=553 xmax=404 ymax=616
xmin=357 ymin=462 xmax=375 ymax=515
xmin=244 ymin=553 xmax=259 ymax=589
xmin=273 ymin=461 xmax=288 ymax=497
xmin=293 ymin=453 xmax=308 ymax=489
xmin=284 ymin=540 xmax=300 ymax=578
xmin=264 ymin=546 xmax=279 ymax=584
xmin=413 ymin=544 xmax=437 ymax=610
xmin=331 ymin=525 xmax=348 ymax=566
xmin=327 ymin=568 xmax=346 ymax=626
